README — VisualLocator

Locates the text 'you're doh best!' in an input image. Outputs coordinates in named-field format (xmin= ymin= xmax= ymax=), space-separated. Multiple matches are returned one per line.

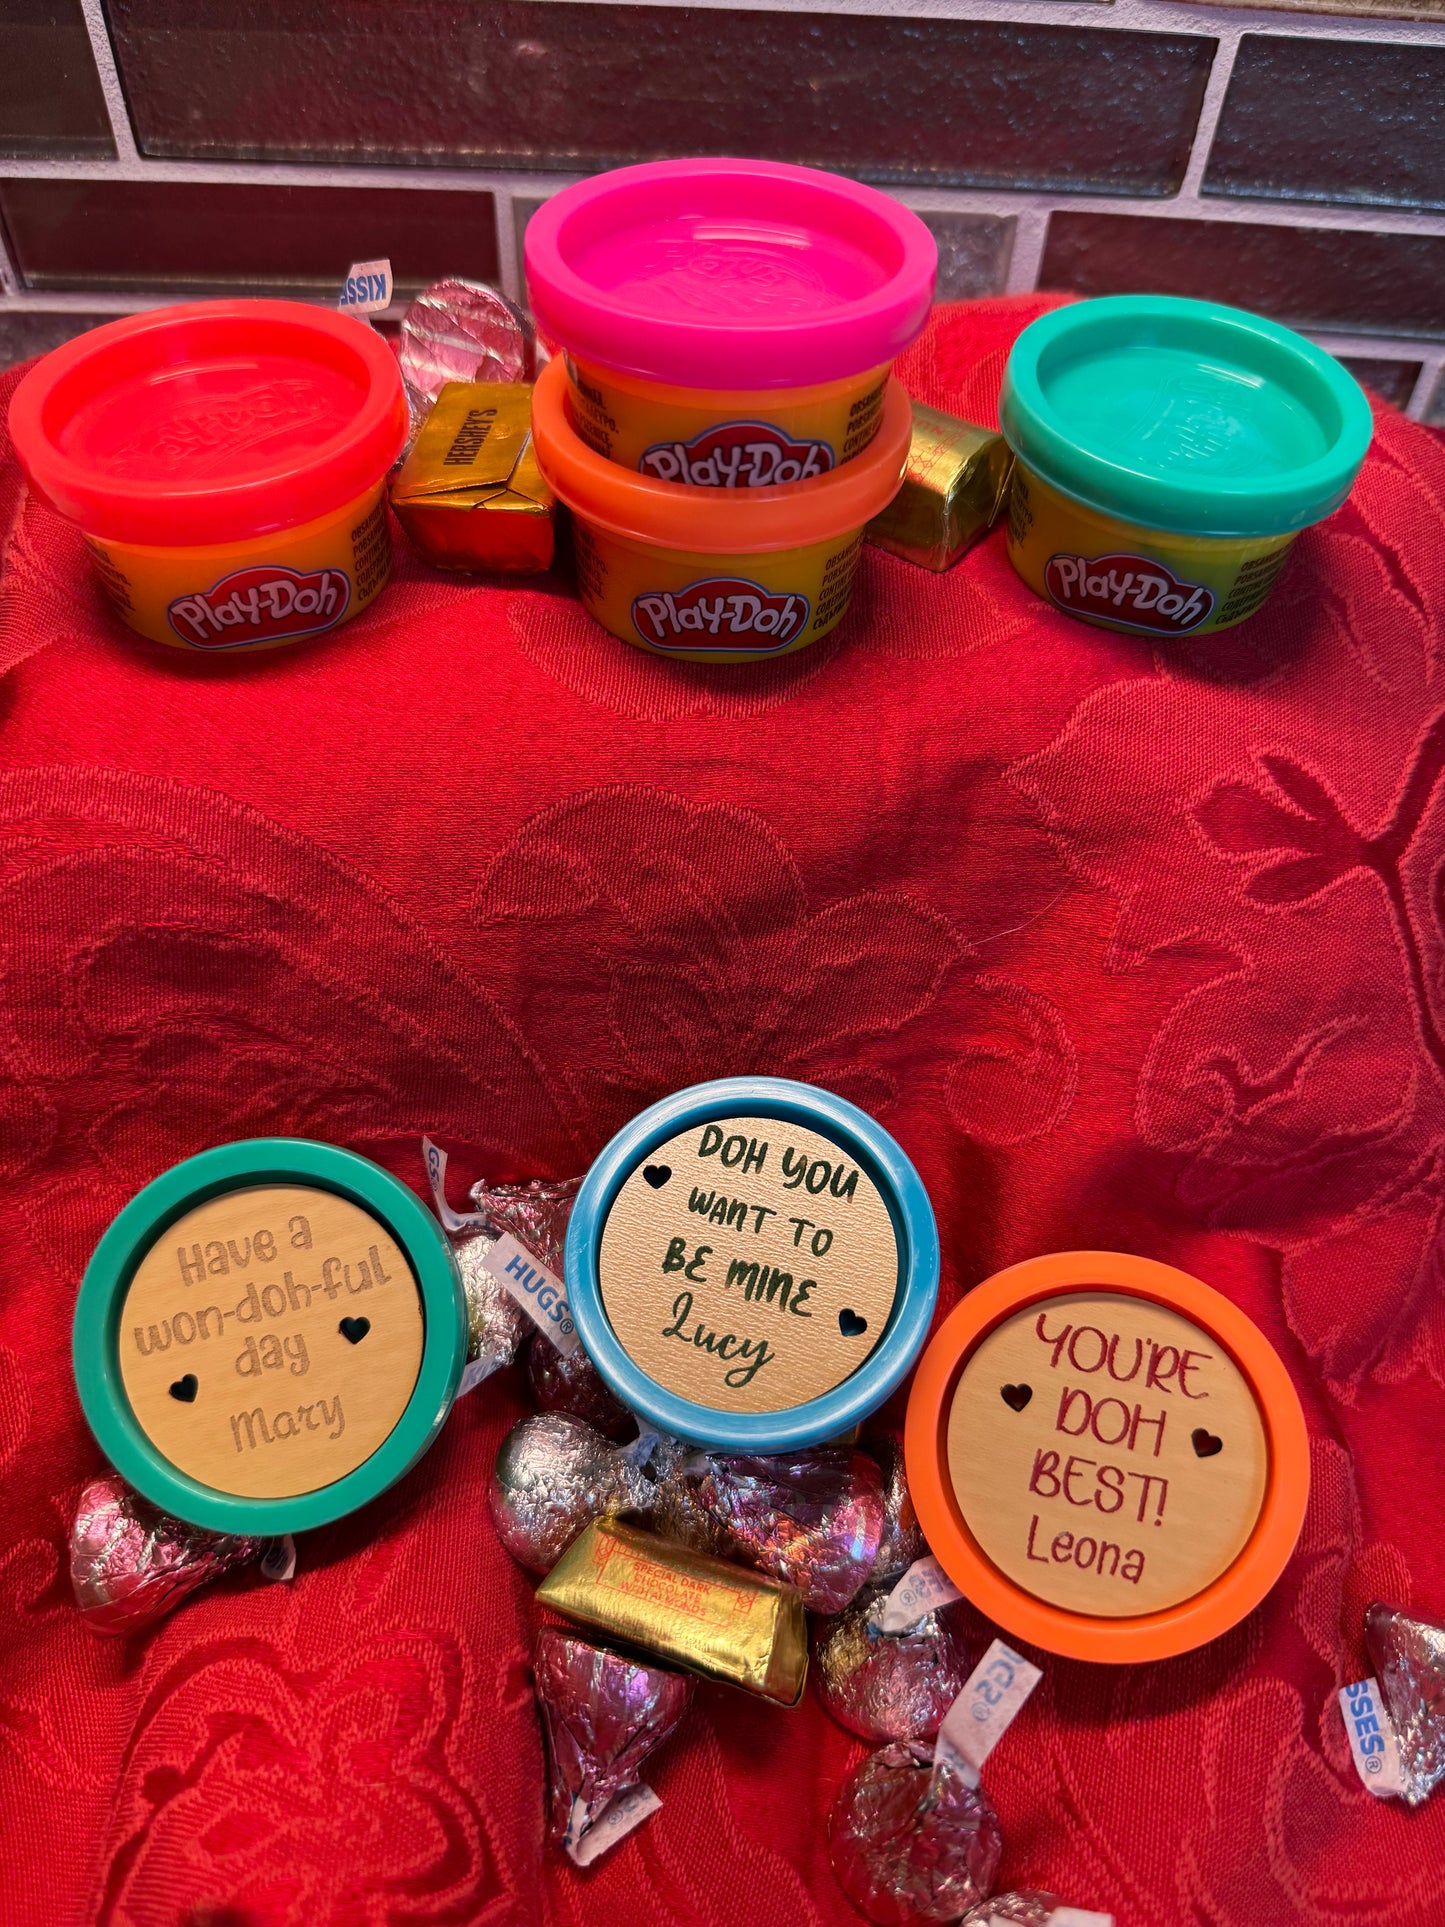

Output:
xmin=905 ymin=1252 xmax=1311 ymax=1663
xmin=565 ymin=1079 xmax=940 ymax=1452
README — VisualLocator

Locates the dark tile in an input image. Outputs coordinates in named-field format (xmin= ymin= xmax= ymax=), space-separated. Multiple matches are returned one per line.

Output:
xmin=1337 ymin=355 xmax=1423 ymax=411
xmin=919 ymin=212 xmax=1015 ymax=300
xmin=0 ymin=309 xmax=117 ymax=369
xmin=1428 ymin=373 xmax=1445 ymax=429
xmin=105 ymin=0 xmax=1215 ymax=195
xmin=1205 ymin=37 xmax=1445 ymax=212
xmin=0 ymin=178 xmax=498 ymax=293
xmin=0 ymin=0 xmax=113 ymax=156
xmin=1040 ymin=212 xmax=1445 ymax=339
xmin=513 ymin=191 xmax=551 ymax=282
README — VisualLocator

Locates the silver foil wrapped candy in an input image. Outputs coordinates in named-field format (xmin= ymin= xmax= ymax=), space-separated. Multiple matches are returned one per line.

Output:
xmin=526 ymin=1329 xmax=634 ymax=1441
xmin=959 ymin=1894 xmax=1066 ymax=1926
xmin=1366 ymin=1600 xmax=1445 ymax=1806
xmin=453 ymin=1173 xmax=582 ymax=1384
xmin=533 ymin=1625 xmax=692 ymax=1851
xmin=70 ymin=1472 xmax=263 ymax=1634
xmin=654 ymin=1446 xmax=885 ymax=1613
xmin=868 ymin=1435 xmax=928 ymax=1586
xmin=814 ymin=1584 xmax=973 ymax=1742
xmin=489 ymin=1412 xmax=651 ymax=1573
xmin=828 ymin=1740 xmax=1002 ymax=1926
xmin=398 ymin=278 xmax=536 ymax=427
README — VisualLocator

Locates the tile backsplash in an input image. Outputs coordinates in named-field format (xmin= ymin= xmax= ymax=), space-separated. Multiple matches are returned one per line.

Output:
xmin=2 ymin=0 xmax=1443 ymax=421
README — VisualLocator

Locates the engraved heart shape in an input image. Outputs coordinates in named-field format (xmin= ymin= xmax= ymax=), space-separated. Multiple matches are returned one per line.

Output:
xmin=838 ymin=1308 xmax=868 ymax=1338
xmin=643 ymin=1164 xmax=672 ymax=1189
xmin=1191 ymin=1428 xmax=1223 ymax=1458
xmin=169 ymin=1373 xmax=198 ymax=1403
xmin=339 ymin=1316 xmax=371 ymax=1345
xmin=1000 ymin=1382 xmax=1033 ymax=1412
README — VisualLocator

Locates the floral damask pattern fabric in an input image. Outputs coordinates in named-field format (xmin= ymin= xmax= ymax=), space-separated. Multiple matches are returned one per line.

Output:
xmin=1 ymin=299 xmax=1442 ymax=1925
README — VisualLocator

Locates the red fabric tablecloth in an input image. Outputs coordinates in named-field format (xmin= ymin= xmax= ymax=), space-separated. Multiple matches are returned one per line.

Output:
xmin=2 ymin=297 xmax=1443 ymax=1926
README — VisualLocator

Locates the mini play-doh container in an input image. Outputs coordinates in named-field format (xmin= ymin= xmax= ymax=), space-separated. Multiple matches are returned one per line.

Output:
xmin=531 ymin=355 xmax=911 ymax=661
xmin=525 ymin=159 xmax=936 ymax=485
xmin=1000 ymin=296 xmax=1373 ymax=638
xmin=564 ymin=1077 xmax=940 ymax=1454
xmin=9 ymin=300 xmax=408 ymax=651
xmin=72 ymin=1139 xmax=467 ymax=1535
xmin=905 ymin=1251 xmax=1310 ymax=1663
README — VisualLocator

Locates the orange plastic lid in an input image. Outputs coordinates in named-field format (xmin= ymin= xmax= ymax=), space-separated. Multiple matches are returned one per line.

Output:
xmin=530 ymin=353 xmax=911 ymax=554
xmin=904 ymin=1251 xmax=1310 ymax=1663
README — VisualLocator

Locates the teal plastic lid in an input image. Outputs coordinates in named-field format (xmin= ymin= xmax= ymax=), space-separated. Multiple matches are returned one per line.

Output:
xmin=1000 ymin=296 xmax=1374 ymax=540
xmin=73 ymin=1139 xmax=467 ymax=1535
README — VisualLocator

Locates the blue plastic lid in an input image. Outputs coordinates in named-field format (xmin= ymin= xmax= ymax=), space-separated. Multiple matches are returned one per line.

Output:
xmin=1000 ymin=296 xmax=1374 ymax=539
xmin=565 ymin=1077 xmax=939 ymax=1452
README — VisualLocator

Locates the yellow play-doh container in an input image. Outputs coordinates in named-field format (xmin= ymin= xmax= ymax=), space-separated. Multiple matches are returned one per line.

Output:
xmin=1000 ymin=297 xmax=1374 ymax=639
xmin=1006 ymin=463 xmax=1295 ymax=637
xmin=81 ymin=485 xmax=392 ymax=651
xmin=8 ymin=300 xmax=407 ymax=652
xmin=531 ymin=357 xmax=911 ymax=663
xmin=563 ymin=354 xmax=891 ymax=482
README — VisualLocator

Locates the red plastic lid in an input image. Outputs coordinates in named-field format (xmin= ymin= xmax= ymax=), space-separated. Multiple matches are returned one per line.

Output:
xmin=8 ymin=300 xmax=408 ymax=547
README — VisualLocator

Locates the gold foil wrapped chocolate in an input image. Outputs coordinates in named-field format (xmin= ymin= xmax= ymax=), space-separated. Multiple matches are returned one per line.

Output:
xmin=864 ymin=402 xmax=1012 ymax=572
xmin=391 ymin=382 xmax=555 ymax=574
xmin=536 ymin=1518 xmax=808 ymax=1705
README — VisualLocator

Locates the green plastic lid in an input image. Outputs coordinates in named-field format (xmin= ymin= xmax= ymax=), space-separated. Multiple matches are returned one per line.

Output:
xmin=1000 ymin=296 xmax=1374 ymax=540
xmin=73 ymin=1138 xmax=467 ymax=1535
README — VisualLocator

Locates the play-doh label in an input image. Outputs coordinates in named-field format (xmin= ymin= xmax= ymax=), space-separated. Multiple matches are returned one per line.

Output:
xmin=631 ymin=579 xmax=809 ymax=653
xmin=1044 ymin=552 xmax=1215 ymax=635
xmin=168 ymin=564 xmax=352 ymax=649
xmin=639 ymin=423 xmax=834 ymax=487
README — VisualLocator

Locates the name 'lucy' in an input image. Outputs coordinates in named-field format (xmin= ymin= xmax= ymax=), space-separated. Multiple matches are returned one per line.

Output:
xmin=659 ymin=1289 xmax=775 ymax=1388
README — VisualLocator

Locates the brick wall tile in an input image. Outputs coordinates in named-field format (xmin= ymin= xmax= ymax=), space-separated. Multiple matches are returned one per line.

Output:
xmin=104 ymin=0 xmax=1215 ymax=195
xmin=1205 ymin=37 xmax=1445 ymax=212
xmin=1041 ymin=211 xmax=1445 ymax=338
xmin=0 ymin=178 xmax=499 ymax=292
xmin=2 ymin=0 xmax=113 ymax=157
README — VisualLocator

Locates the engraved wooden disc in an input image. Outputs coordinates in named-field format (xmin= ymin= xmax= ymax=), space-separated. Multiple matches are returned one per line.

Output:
xmin=118 ymin=1185 xmax=424 ymax=1500
xmin=598 ymin=1114 xmax=899 ymax=1414
xmin=946 ymin=1290 xmax=1268 ymax=1618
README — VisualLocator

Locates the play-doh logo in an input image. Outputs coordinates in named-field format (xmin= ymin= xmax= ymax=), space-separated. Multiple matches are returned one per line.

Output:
xmin=640 ymin=423 xmax=834 ymax=488
xmin=1044 ymin=552 xmax=1215 ymax=634
xmin=168 ymin=565 xmax=352 ymax=649
xmin=632 ymin=579 xmax=809 ymax=652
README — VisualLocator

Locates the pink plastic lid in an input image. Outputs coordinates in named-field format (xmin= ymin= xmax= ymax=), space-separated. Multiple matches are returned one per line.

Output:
xmin=524 ymin=159 xmax=937 ymax=391
xmin=8 ymin=300 xmax=408 ymax=547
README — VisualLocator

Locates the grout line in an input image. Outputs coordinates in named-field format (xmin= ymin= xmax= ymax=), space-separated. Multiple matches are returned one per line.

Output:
xmin=1003 ymin=207 xmax=1049 ymax=295
xmin=75 ymin=0 xmax=140 ymax=163
xmin=493 ymin=186 xmax=521 ymax=305
xmin=0 ymin=228 xmax=17 ymax=298
xmin=1175 ymin=25 xmax=1242 ymax=200
xmin=1405 ymin=350 xmax=1445 ymax=423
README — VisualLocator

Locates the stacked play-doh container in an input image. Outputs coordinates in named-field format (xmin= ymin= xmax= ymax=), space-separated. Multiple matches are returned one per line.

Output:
xmin=526 ymin=159 xmax=935 ymax=661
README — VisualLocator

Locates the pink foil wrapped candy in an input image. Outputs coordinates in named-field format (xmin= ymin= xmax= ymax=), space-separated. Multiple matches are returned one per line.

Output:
xmin=1366 ymin=1600 xmax=1445 ymax=1806
xmin=656 ymin=1446 xmax=885 ymax=1613
xmin=398 ymin=278 xmax=536 ymax=424
xmin=453 ymin=1174 xmax=582 ymax=1383
xmin=815 ymin=1584 xmax=973 ymax=1742
xmin=527 ymin=1329 xmax=634 ymax=1441
xmin=533 ymin=1625 xmax=692 ymax=1850
xmin=70 ymin=1472 xmax=263 ymax=1634
xmin=490 ymin=1412 xmax=650 ymax=1573
xmin=868 ymin=1435 xmax=928 ymax=1585
xmin=828 ymin=1741 xmax=1002 ymax=1927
